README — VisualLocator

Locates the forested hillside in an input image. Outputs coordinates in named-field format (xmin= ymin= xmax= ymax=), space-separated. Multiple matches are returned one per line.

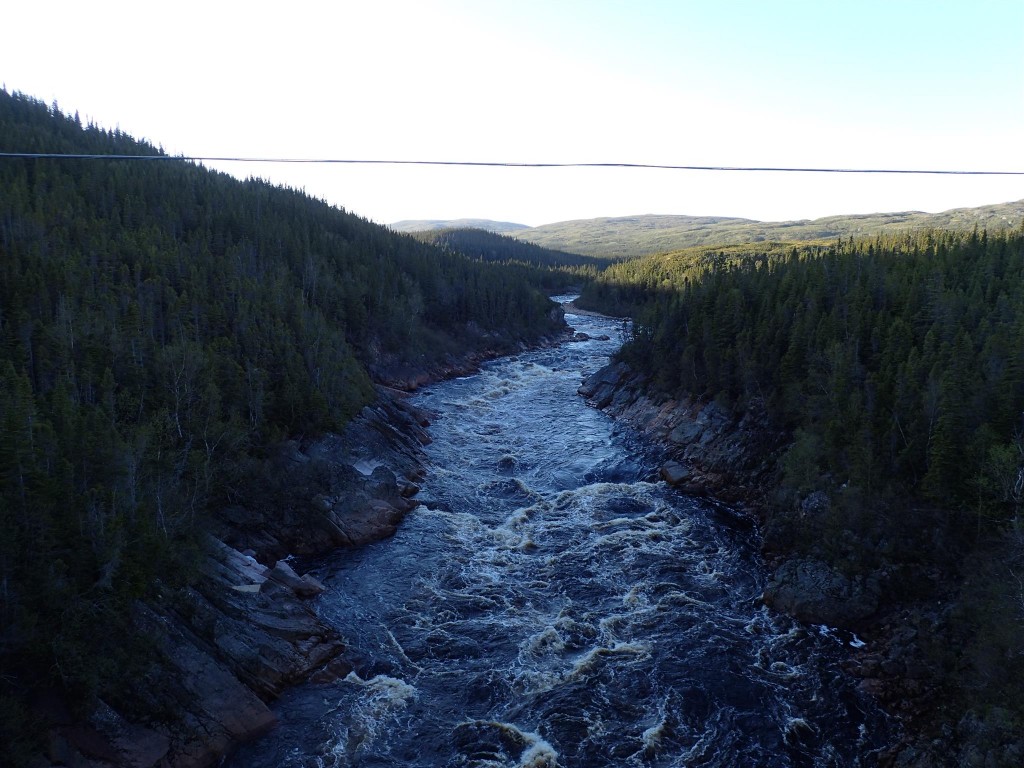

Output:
xmin=579 ymin=229 xmax=1024 ymax=750
xmin=390 ymin=218 xmax=530 ymax=234
xmin=0 ymin=89 xmax=563 ymax=756
xmin=410 ymin=226 xmax=607 ymax=270
xmin=585 ymin=231 xmax=1024 ymax=514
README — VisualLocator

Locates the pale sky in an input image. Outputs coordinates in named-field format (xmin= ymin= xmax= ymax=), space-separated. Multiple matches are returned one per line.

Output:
xmin=3 ymin=0 xmax=1022 ymax=226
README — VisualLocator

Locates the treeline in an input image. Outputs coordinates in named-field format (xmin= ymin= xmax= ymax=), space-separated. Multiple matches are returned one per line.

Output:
xmin=0 ymin=89 xmax=563 ymax=724
xmin=410 ymin=226 xmax=607 ymax=294
xmin=580 ymin=229 xmax=1024 ymax=725
xmin=411 ymin=226 xmax=606 ymax=269
xmin=577 ymin=241 xmax=801 ymax=317
xmin=595 ymin=231 xmax=1024 ymax=517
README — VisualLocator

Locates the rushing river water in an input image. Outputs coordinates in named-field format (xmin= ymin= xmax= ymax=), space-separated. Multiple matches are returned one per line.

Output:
xmin=227 ymin=301 xmax=895 ymax=767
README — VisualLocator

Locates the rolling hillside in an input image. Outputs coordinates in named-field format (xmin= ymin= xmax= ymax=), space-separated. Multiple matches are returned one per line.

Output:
xmin=390 ymin=218 xmax=530 ymax=234
xmin=511 ymin=201 xmax=1024 ymax=259
xmin=410 ymin=227 xmax=606 ymax=269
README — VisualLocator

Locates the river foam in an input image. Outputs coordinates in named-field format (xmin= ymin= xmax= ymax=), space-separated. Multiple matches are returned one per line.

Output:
xmin=225 ymin=298 xmax=895 ymax=767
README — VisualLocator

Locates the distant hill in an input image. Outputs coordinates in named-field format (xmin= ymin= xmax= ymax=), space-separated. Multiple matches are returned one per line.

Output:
xmin=390 ymin=218 xmax=530 ymax=234
xmin=512 ymin=201 xmax=1024 ymax=259
xmin=411 ymin=227 xmax=606 ymax=268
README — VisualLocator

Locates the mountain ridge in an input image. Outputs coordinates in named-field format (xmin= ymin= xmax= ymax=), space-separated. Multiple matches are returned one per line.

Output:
xmin=514 ymin=201 xmax=1024 ymax=259
xmin=409 ymin=227 xmax=606 ymax=269
xmin=390 ymin=218 xmax=530 ymax=234
xmin=393 ymin=201 xmax=1024 ymax=260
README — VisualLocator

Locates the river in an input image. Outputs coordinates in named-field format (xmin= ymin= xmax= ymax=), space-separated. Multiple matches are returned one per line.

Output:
xmin=225 ymin=300 xmax=895 ymax=767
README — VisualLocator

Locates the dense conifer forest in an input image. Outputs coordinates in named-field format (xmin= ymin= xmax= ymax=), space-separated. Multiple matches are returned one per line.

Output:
xmin=6 ymin=82 xmax=1024 ymax=762
xmin=0 ymin=89 xmax=564 ymax=751
xmin=406 ymin=226 xmax=604 ymax=297
xmin=579 ymin=231 xmax=1024 ymax=740
xmin=583 ymin=232 xmax=1024 ymax=517
xmin=410 ymin=226 xmax=607 ymax=270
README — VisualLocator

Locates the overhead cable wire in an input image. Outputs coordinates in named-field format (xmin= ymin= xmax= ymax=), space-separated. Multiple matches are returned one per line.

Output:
xmin=0 ymin=152 xmax=1022 ymax=176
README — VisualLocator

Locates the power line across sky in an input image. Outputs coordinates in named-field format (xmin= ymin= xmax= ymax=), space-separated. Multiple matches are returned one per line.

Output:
xmin=1 ymin=152 xmax=1023 ymax=176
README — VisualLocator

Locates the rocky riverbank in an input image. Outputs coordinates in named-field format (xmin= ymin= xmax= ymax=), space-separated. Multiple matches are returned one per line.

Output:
xmin=578 ymin=360 xmax=786 ymax=510
xmin=33 ymin=391 xmax=435 ymax=768
xmin=578 ymin=361 xmax=931 ymax=628
xmin=369 ymin=309 xmax=572 ymax=392
xmin=578 ymin=359 xmax=1024 ymax=767
xmin=29 ymin=315 xmax=578 ymax=767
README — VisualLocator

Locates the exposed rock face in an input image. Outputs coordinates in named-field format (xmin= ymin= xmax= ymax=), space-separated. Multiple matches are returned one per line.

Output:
xmin=579 ymin=359 xmax=1017 ymax=765
xmin=579 ymin=361 xmax=784 ymax=509
xmin=215 ymin=394 xmax=431 ymax=563
xmin=39 ymin=391 xmax=433 ymax=768
xmin=659 ymin=460 xmax=690 ymax=485
xmin=267 ymin=560 xmax=326 ymax=598
xmin=41 ymin=539 xmax=346 ymax=768
xmin=762 ymin=558 xmax=880 ymax=628
xmin=128 ymin=600 xmax=283 ymax=768
xmin=32 ymin=317 xmax=582 ymax=768
xmin=370 ymin=329 xmax=571 ymax=391
xmin=577 ymin=360 xmax=631 ymax=409
xmin=580 ymin=362 xmax=888 ymax=630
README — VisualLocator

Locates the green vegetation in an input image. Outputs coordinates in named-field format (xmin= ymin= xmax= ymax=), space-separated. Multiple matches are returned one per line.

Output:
xmin=589 ymin=231 xmax=1024 ymax=517
xmin=580 ymin=228 xmax=1024 ymax=744
xmin=390 ymin=218 xmax=530 ymax=234
xmin=410 ymin=226 xmax=605 ymax=268
xmin=0 ymin=88 xmax=563 ymax=752
xmin=515 ymin=205 xmax=1024 ymax=260
xmin=576 ymin=240 xmax=808 ymax=316
xmin=410 ymin=226 xmax=607 ymax=294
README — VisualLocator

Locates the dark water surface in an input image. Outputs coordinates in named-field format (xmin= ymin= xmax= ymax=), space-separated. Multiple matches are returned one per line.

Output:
xmin=226 ymin=300 xmax=894 ymax=767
